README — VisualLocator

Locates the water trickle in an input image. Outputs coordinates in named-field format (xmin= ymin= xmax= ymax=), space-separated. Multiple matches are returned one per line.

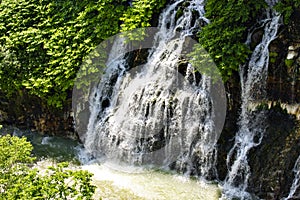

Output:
xmin=74 ymin=0 xmax=226 ymax=180
xmin=222 ymin=1 xmax=281 ymax=199
xmin=285 ymin=156 xmax=300 ymax=200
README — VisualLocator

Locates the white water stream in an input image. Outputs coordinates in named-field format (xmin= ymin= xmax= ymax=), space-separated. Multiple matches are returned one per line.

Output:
xmin=222 ymin=1 xmax=281 ymax=199
xmin=285 ymin=156 xmax=300 ymax=199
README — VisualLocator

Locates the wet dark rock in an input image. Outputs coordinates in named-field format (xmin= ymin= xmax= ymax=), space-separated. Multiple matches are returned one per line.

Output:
xmin=0 ymin=90 xmax=75 ymax=138
xmin=217 ymin=70 xmax=241 ymax=181
xmin=267 ymin=11 xmax=300 ymax=104
xmin=216 ymin=12 xmax=300 ymax=197
xmin=247 ymin=105 xmax=300 ymax=199
xmin=251 ymin=28 xmax=264 ymax=50
xmin=289 ymin=8 xmax=300 ymax=42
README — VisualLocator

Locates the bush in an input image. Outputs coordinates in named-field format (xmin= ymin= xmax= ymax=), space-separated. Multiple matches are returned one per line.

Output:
xmin=198 ymin=0 xmax=267 ymax=80
xmin=274 ymin=0 xmax=300 ymax=24
xmin=0 ymin=135 xmax=96 ymax=200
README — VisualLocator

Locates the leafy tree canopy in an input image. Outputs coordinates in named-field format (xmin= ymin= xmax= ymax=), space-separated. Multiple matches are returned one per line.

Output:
xmin=198 ymin=0 xmax=267 ymax=80
xmin=0 ymin=0 xmax=166 ymax=107
xmin=274 ymin=0 xmax=300 ymax=24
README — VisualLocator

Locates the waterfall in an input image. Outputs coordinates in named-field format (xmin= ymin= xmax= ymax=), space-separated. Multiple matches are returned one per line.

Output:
xmin=222 ymin=1 xmax=281 ymax=199
xmin=285 ymin=156 xmax=300 ymax=199
xmin=83 ymin=36 xmax=128 ymax=155
xmin=74 ymin=0 xmax=226 ymax=180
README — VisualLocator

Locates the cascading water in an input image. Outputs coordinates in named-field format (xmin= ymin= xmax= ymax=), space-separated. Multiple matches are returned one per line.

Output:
xmin=222 ymin=0 xmax=281 ymax=199
xmin=83 ymin=36 xmax=128 ymax=156
xmin=74 ymin=0 xmax=226 ymax=180
xmin=285 ymin=156 xmax=300 ymax=199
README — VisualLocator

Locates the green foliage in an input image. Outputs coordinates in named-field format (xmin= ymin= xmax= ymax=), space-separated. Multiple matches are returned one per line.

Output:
xmin=121 ymin=0 xmax=166 ymax=31
xmin=285 ymin=59 xmax=294 ymax=67
xmin=0 ymin=135 xmax=96 ymax=199
xmin=269 ymin=52 xmax=278 ymax=63
xmin=275 ymin=0 xmax=300 ymax=24
xmin=120 ymin=0 xmax=166 ymax=40
xmin=0 ymin=45 xmax=21 ymax=96
xmin=0 ymin=0 xmax=125 ymax=107
xmin=0 ymin=135 xmax=34 ymax=169
xmin=0 ymin=0 xmax=166 ymax=107
xmin=188 ymin=43 xmax=221 ymax=83
xmin=198 ymin=0 xmax=267 ymax=80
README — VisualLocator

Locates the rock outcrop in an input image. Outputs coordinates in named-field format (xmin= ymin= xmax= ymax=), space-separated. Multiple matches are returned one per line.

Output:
xmin=0 ymin=90 xmax=75 ymax=138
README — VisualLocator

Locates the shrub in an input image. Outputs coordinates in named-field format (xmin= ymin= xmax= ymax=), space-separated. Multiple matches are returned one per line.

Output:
xmin=0 ymin=135 xmax=96 ymax=200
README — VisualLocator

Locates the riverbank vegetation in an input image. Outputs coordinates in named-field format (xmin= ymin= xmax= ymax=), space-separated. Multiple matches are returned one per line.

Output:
xmin=0 ymin=134 xmax=96 ymax=199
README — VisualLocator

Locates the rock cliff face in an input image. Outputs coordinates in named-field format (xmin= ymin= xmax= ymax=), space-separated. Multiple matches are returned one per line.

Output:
xmin=249 ymin=106 xmax=300 ymax=199
xmin=267 ymin=8 xmax=300 ymax=104
xmin=216 ymin=9 xmax=300 ymax=199
xmin=0 ymin=90 xmax=75 ymax=138
xmin=249 ymin=10 xmax=300 ymax=199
